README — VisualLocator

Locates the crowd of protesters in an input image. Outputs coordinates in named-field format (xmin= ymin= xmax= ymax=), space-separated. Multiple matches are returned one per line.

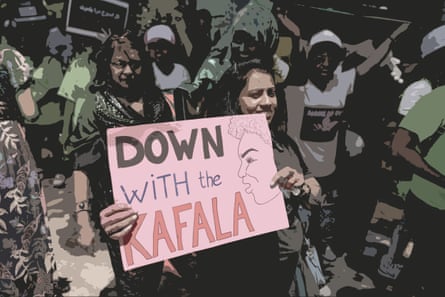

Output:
xmin=1 ymin=0 xmax=444 ymax=296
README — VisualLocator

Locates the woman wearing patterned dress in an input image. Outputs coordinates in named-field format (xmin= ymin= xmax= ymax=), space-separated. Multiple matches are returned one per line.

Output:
xmin=0 ymin=44 xmax=60 ymax=296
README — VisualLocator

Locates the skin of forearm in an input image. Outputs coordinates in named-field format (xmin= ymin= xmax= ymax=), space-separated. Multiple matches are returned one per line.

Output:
xmin=392 ymin=128 xmax=445 ymax=187
xmin=73 ymin=169 xmax=93 ymax=225
xmin=17 ymin=88 xmax=39 ymax=120
xmin=305 ymin=176 xmax=321 ymax=199
xmin=356 ymin=38 xmax=391 ymax=76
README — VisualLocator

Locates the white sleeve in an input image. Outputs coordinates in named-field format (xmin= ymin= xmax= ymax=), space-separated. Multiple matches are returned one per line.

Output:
xmin=398 ymin=79 xmax=432 ymax=116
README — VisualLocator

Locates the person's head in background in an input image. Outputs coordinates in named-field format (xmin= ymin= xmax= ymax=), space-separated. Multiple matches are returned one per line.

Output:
xmin=229 ymin=3 xmax=279 ymax=65
xmin=144 ymin=24 xmax=177 ymax=74
xmin=307 ymin=30 xmax=346 ymax=90
xmin=209 ymin=58 xmax=285 ymax=132
xmin=416 ymin=24 xmax=445 ymax=88
xmin=92 ymin=30 xmax=155 ymax=99
xmin=46 ymin=26 xmax=73 ymax=66
xmin=396 ymin=24 xmax=445 ymax=117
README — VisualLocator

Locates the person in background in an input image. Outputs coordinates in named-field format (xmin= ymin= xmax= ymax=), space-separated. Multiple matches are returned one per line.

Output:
xmin=389 ymin=24 xmax=445 ymax=297
xmin=136 ymin=0 xmax=193 ymax=57
xmin=283 ymin=23 xmax=409 ymax=262
xmin=57 ymin=34 xmax=102 ymax=252
xmin=144 ymin=24 xmax=191 ymax=119
xmin=178 ymin=0 xmax=287 ymax=118
xmin=25 ymin=26 xmax=74 ymax=189
xmin=391 ymin=81 xmax=445 ymax=297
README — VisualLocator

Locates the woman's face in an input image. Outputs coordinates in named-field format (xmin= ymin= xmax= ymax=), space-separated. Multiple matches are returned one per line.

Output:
xmin=231 ymin=30 xmax=260 ymax=63
xmin=238 ymin=70 xmax=277 ymax=124
xmin=109 ymin=39 xmax=142 ymax=90
xmin=146 ymin=39 xmax=172 ymax=66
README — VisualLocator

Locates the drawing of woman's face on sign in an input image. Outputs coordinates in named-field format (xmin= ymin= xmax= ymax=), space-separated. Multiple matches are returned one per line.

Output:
xmin=229 ymin=117 xmax=279 ymax=205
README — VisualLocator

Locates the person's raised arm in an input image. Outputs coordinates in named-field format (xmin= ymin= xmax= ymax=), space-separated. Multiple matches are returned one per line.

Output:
xmin=276 ymin=12 xmax=307 ymax=84
xmin=2 ymin=48 xmax=39 ymax=121
xmin=355 ymin=22 xmax=410 ymax=76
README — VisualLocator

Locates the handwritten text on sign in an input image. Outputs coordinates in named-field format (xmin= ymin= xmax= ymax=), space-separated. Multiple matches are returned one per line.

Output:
xmin=107 ymin=114 xmax=289 ymax=271
xmin=66 ymin=0 xmax=128 ymax=38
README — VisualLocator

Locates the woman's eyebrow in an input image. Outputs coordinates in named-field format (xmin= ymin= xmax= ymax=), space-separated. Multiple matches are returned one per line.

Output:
xmin=241 ymin=148 xmax=258 ymax=158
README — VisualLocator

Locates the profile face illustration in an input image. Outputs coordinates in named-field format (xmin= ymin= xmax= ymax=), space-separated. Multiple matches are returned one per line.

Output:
xmin=229 ymin=118 xmax=279 ymax=205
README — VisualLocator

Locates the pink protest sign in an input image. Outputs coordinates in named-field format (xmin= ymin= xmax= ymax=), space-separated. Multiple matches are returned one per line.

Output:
xmin=106 ymin=114 xmax=289 ymax=271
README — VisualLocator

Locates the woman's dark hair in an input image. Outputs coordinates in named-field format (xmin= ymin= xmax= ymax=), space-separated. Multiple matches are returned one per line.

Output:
xmin=89 ymin=30 xmax=158 ymax=95
xmin=207 ymin=58 xmax=272 ymax=115
xmin=0 ymin=68 xmax=13 ymax=98
xmin=207 ymin=57 xmax=286 ymax=133
xmin=0 ymin=67 xmax=20 ymax=121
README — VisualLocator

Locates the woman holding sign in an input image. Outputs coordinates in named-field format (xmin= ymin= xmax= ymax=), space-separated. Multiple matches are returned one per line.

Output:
xmin=202 ymin=58 xmax=324 ymax=297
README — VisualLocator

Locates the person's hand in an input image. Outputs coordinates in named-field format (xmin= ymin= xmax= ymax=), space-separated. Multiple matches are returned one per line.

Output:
xmin=389 ymin=57 xmax=404 ymax=84
xmin=276 ymin=12 xmax=301 ymax=37
xmin=270 ymin=166 xmax=304 ymax=191
xmin=304 ymin=177 xmax=324 ymax=206
xmin=95 ymin=28 xmax=112 ymax=44
xmin=99 ymin=203 xmax=138 ymax=240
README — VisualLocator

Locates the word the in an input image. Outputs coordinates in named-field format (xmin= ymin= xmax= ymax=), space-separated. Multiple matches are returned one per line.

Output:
xmin=198 ymin=170 xmax=222 ymax=188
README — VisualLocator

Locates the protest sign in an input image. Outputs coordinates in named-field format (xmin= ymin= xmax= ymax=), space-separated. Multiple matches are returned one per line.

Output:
xmin=107 ymin=114 xmax=289 ymax=271
xmin=65 ymin=0 xmax=128 ymax=38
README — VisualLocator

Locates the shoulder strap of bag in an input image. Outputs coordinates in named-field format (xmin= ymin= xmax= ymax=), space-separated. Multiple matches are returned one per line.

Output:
xmin=420 ymin=121 xmax=445 ymax=157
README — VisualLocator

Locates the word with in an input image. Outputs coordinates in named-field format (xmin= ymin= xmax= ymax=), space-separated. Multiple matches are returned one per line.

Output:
xmin=116 ymin=126 xmax=223 ymax=168
xmin=120 ymin=171 xmax=190 ymax=203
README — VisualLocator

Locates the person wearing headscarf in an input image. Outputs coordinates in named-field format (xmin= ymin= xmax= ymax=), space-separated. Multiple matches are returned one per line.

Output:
xmin=177 ymin=0 xmax=285 ymax=117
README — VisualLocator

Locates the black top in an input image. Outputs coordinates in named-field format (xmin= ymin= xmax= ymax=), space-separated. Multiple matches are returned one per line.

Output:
xmin=86 ymin=89 xmax=173 ymax=227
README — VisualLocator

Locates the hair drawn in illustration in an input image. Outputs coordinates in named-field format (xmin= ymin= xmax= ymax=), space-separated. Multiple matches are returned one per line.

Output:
xmin=228 ymin=116 xmax=279 ymax=205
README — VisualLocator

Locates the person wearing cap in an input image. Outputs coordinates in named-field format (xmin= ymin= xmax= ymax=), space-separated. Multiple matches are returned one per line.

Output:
xmin=390 ymin=24 xmax=445 ymax=296
xmin=397 ymin=24 xmax=445 ymax=116
xmin=144 ymin=24 xmax=191 ymax=119
xmin=283 ymin=23 xmax=409 ymax=263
